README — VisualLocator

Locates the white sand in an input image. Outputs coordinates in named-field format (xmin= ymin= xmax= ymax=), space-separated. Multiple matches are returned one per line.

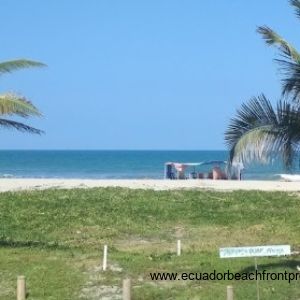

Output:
xmin=0 ymin=178 xmax=299 ymax=192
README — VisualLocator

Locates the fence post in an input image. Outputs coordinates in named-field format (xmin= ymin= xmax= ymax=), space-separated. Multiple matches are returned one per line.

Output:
xmin=123 ymin=278 xmax=131 ymax=300
xmin=177 ymin=240 xmax=181 ymax=256
xmin=227 ymin=285 xmax=233 ymax=300
xmin=103 ymin=245 xmax=108 ymax=271
xmin=17 ymin=276 xmax=26 ymax=300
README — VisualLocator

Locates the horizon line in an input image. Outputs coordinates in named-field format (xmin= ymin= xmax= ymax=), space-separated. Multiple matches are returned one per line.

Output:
xmin=0 ymin=148 xmax=228 ymax=151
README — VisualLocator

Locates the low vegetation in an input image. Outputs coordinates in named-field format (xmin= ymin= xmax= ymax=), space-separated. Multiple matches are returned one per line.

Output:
xmin=0 ymin=188 xmax=299 ymax=299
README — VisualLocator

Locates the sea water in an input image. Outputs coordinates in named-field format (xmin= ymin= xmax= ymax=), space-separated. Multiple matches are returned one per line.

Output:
xmin=0 ymin=150 xmax=293 ymax=180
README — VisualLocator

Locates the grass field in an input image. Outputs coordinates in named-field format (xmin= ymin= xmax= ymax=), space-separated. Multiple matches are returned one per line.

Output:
xmin=0 ymin=187 xmax=299 ymax=299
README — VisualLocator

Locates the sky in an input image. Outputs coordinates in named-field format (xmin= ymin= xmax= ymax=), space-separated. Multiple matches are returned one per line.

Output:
xmin=1 ymin=0 xmax=299 ymax=150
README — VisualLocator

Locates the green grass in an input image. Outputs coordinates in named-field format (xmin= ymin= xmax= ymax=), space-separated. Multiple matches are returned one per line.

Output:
xmin=0 ymin=188 xmax=299 ymax=299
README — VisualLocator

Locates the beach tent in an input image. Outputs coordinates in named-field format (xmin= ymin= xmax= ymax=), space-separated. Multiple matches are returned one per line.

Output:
xmin=164 ymin=161 xmax=227 ymax=179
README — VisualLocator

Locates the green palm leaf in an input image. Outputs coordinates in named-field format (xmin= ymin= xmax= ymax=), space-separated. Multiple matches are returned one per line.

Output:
xmin=257 ymin=26 xmax=300 ymax=63
xmin=0 ymin=59 xmax=45 ymax=135
xmin=257 ymin=24 xmax=300 ymax=101
xmin=226 ymin=95 xmax=278 ymax=161
xmin=0 ymin=59 xmax=46 ymax=75
xmin=0 ymin=93 xmax=42 ymax=117
xmin=225 ymin=95 xmax=300 ymax=169
xmin=229 ymin=126 xmax=277 ymax=164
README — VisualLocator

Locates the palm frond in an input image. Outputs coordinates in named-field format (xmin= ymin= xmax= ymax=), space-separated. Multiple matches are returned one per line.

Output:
xmin=0 ymin=59 xmax=46 ymax=75
xmin=225 ymin=95 xmax=300 ymax=169
xmin=257 ymin=26 xmax=300 ymax=63
xmin=0 ymin=93 xmax=42 ymax=117
xmin=0 ymin=118 xmax=43 ymax=134
xmin=275 ymin=100 xmax=300 ymax=167
xmin=225 ymin=94 xmax=278 ymax=148
xmin=275 ymin=59 xmax=300 ymax=100
xmin=230 ymin=126 xmax=277 ymax=164
xmin=225 ymin=94 xmax=278 ymax=163
xmin=290 ymin=0 xmax=300 ymax=19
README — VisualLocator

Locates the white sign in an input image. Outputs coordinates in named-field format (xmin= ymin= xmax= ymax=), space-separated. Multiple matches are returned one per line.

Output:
xmin=220 ymin=245 xmax=291 ymax=258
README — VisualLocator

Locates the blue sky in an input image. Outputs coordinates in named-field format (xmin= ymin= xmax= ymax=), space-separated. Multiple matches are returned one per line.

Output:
xmin=1 ymin=0 xmax=299 ymax=150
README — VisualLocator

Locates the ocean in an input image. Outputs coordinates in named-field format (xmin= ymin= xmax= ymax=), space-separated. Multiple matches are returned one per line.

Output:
xmin=0 ymin=150 xmax=293 ymax=180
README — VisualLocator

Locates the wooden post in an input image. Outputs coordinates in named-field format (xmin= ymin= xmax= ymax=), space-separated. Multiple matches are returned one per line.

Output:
xmin=177 ymin=240 xmax=181 ymax=256
xmin=17 ymin=276 xmax=26 ymax=300
xmin=254 ymin=257 xmax=260 ymax=300
xmin=227 ymin=285 xmax=233 ymax=300
xmin=122 ymin=278 xmax=131 ymax=300
xmin=103 ymin=245 xmax=108 ymax=271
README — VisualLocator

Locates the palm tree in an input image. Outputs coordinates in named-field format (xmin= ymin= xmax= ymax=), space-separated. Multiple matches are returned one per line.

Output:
xmin=0 ymin=59 xmax=46 ymax=134
xmin=225 ymin=0 xmax=300 ymax=170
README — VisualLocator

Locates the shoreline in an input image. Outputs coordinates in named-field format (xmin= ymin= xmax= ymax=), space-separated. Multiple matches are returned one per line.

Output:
xmin=0 ymin=178 xmax=299 ymax=192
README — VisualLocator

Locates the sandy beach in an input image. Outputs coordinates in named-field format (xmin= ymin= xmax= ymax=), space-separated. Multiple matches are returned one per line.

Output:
xmin=0 ymin=178 xmax=299 ymax=192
